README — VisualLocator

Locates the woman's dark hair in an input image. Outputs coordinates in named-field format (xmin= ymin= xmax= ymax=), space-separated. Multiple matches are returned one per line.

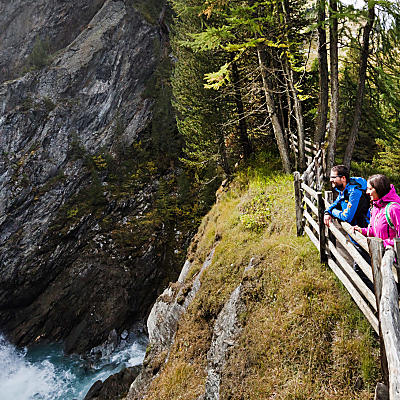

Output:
xmin=368 ymin=174 xmax=391 ymax=199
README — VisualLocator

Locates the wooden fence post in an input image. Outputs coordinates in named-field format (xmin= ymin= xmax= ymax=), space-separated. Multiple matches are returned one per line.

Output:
xmin=294 ymin=172 xmax=303 ymax=236
xmin=368 ymin=237 xmax=389 ymax=391
xmin=325 ymin=191 xmax=333 ymax=206
xmin=324 ymin=191 xmax=334 ymax=254
xmin=317 ymin=192 xmax=327 ymax=263
xmin=379 ymin=247 xmax=400 ymax=399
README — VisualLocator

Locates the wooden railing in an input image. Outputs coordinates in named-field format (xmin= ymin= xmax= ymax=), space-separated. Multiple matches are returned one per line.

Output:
xmin=289 ymin=134 xmax=316 ymax=165
xmin=289 ymin=134 xmax=324 ymax=190
xmin=294 ymin=172 xmax=400 ymax=399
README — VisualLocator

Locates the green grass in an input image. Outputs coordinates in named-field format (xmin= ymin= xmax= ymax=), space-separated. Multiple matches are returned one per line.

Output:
xmin=142 ymin=155 xmax=380 ymax=400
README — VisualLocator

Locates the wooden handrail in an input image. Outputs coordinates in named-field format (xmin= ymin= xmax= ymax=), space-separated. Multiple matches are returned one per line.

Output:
xmin=379 ymin=246 xmax=400 ymax=398
xmin=296 ymin=176 xmax=400 ymax=397
xmin=301 ymin=182 xmax=319 ymax=200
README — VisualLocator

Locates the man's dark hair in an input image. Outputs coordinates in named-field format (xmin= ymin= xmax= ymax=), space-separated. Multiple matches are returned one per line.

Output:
xmin=368 ymin=174 xmax=391 ymax=199
xmin=331 ymin=165 xmax=350 ymax=182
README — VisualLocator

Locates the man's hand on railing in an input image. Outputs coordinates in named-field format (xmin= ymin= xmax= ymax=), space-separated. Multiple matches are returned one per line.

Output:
xmin=323 ymin=214 xmax=332 ymax=227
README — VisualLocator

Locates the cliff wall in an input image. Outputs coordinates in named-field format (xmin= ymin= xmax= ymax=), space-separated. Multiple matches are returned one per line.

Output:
xmin=0 ymin=0 xmax=185 ymax=355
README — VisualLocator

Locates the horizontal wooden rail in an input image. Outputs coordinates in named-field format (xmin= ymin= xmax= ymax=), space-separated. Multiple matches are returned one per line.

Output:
xmin=328 ymin=221 xmax=373 ymax=282
xmin=327 ymin=240 xmax=376 ymax=310
xmin=339 ymin=221 xmax=369 ymax=254
xmin=304 ymin=209 xmax=319 ymax=232
xmin=303 ymin=195 xmax=318 ymax=216
xmin=305 ymin=225 xmax=319 ymax=249
xmin=327 ymin=257 xmax=378 ymax=333
xmin=301 ymin=182 xmax=319 ymax=200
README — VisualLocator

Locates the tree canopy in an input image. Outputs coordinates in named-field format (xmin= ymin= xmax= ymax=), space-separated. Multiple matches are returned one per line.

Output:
xmin=170 ymin=0 xmax=400 ymax=179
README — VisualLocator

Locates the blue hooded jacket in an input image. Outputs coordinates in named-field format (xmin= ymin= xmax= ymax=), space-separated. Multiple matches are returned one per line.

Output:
xmin=325 ymin=177 xmax=370 ymax=227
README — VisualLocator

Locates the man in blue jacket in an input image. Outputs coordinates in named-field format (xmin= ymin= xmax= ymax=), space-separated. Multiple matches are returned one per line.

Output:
xmin=324 ymin=165 xmax=370 ymax=228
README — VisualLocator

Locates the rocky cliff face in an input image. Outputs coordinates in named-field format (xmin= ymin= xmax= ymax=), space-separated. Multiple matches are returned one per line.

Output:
xmin=0 ymin=0 xmax=106 ymax=83
xmin=0 ymin=0 xmax=184 ymax=355
xmin=125 ymin=242 xmax=251 ymax=400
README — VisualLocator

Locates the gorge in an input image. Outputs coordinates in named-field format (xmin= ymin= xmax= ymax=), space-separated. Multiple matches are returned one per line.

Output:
xmin=0 ymin=0 xmax=385 ymax=399
xmin=0 ymin=0 xmax=188 ymax=365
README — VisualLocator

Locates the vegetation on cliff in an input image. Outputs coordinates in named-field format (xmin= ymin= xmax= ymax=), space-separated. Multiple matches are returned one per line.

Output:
xmin=140 ymin=154 xmax=380 ymax=399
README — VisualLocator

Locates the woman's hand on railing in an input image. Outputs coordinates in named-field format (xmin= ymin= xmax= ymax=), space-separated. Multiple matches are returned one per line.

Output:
xmin=353 ymin=225 xmax=362 ymax=233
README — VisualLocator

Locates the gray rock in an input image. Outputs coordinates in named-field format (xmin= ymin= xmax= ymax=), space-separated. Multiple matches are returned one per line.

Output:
xmin=375 ymin=383 xmax=389 ymax=400
xmin=203 ymin=256 xmax=255 ymax=399
xmin=147 ymin=248 xmax=215 ymax=351
xmin=84 ymin=365 xmax=141 ymax=400
xmin=0 ymin=0 xmax=106 ymax=83
xmin=204 ymin=285 xmax=245 ymax=400
xmin=0 ymin=0 xmax=177 ymax=354
xmin=126 ymin=248 xmax=216 ymax=399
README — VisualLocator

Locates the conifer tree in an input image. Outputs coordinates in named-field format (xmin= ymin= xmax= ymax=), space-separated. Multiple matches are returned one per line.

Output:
xmin=170 ymin=0 xmax=234 ymax=177
xmin=178 ymin=0 xmax=309 ymax=173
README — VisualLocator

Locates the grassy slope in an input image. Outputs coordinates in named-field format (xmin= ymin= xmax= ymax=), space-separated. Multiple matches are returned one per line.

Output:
xmin=143 ymin=156 xmax=380 ymax=400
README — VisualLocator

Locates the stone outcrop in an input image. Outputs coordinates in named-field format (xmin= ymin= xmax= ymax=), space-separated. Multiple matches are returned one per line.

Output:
xmin=126 ymin=249 xmax=216 ymax=399
xmin=125 ymin=254 xmax=255 ymax=400
xmin=84 ymin=365 xmax=141 ymax=400
xmin=202 ymin=258 xmax=255 ymax=400
xmin=0 ymin=0 xmax=182 ymax=354
xmin=0 ymin=0 xmax=106 ymax=83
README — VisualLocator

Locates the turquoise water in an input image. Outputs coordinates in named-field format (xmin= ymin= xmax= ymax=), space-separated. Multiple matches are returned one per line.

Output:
xmin=0 ymin=333 xmax=147 ymax=400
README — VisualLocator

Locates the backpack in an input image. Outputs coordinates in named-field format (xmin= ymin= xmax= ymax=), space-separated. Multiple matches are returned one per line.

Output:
xmin=347 ymin=189 xmax=370 ymax=228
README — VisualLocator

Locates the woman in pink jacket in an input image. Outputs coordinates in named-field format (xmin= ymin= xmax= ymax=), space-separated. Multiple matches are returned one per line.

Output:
xmin=354 ymin=174 xmax=400 ymax=247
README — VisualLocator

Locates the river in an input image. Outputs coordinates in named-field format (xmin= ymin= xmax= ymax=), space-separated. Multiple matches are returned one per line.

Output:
xmin=0 ymin=333 xmax=147 ymax=400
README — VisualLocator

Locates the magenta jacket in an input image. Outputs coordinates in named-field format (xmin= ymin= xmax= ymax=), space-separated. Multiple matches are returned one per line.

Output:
xmin=361 ymin=185 xmax=400 ymax=247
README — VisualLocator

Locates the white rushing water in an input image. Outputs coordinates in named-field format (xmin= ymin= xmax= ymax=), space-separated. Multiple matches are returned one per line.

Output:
xmin=0 ymin=334 xmax=147 ymax=400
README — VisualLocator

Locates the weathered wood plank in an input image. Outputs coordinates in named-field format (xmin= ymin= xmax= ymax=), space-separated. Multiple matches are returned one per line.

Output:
xmin=339 ymin=221 xmax=369 ymax=253
xmin=304 ymin=162 xmax=314 ymax=175
xmin=304 ymin=138 xmax=313 ymax=146
xmin=329 ymin=222 xmax=373 ymax=282
xmin=328 ymin=240 xmax=376 ymax=310
xmin=301 ymin=182 xmax=319 ymax=200
xmin=318 ymin=192 xmax=327 ymax=263
xmin=369 ymin=238 xmax=389 ymax=388
xmin=294 ymin=172 xmax=304 ymax=236
xmin=304 ymin=209 xmax=319 ymax=232
xmin=303 ymin=195 xmax=318 ymax=216
xmin=305 ymin=145 xmax=313 ymax=153
xmin=380 ymin=247 xmax=400 ymax=399
xmin=327 ymin=257 xmax=378 ymax=333
xmin=307 ymin=170 xmax=315 ymax=181
xmin=304 ymin=225 xmax=319 ymax=250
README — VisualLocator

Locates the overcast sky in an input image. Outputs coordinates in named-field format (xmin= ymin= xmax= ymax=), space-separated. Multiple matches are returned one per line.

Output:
xmin=341 ymin=0 xmax=365 ymax=8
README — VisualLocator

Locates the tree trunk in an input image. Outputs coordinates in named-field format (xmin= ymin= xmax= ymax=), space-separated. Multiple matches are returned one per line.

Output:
xmin=257 ymin=45 xmax=291 ymax=173
xmin=281 ymin=0 xmax=306 ymax=171
xmin=314 ymin=0 xmax=329 ymax=148
xmin=343 ymin=4 xmax=375 ymax=168
xmin=231 ymin=61 xmax=252 ymax=159
xmin=218 ymin=133 xmax=230 ymax=176
xmin=283 ymin=59 xmax=306 ymax=170
xmin=326 ymin=0 xmax=339 ymax=172
xmin=285 ymin=69 xmax=296 ymax=169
